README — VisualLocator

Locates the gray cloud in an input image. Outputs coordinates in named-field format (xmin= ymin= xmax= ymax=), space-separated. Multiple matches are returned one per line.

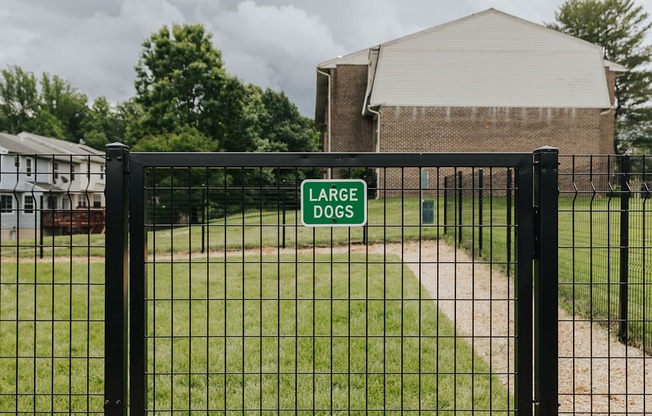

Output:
xmin=0 ymin=0 xmax=649 ymax=116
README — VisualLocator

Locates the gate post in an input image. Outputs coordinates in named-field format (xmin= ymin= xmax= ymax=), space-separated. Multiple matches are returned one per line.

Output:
xmin=533 ymin=147 xmax=558 ymax=416
xmin=104 ymin=143 xmax=129 ymax=416
xmin=618 ymin=155 xmax=630 ymax=343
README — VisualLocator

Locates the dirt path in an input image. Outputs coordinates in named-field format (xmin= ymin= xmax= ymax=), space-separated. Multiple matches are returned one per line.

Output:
xmin=377 ymin=240 xmax=652 ymax=414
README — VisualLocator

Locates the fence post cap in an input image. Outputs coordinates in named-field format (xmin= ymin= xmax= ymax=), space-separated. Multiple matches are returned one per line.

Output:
xmin=534 ymin=146 xmax=559 ymax=154
xmin=105 ymin=142 xmax=130 ymax=150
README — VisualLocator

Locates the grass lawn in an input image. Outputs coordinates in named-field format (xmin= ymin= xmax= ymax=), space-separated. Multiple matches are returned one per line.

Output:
xmin=0 ymin=261 xmax=104 ymax=414
xmin=145 ymin=252 xmax=511 ymax=413
xmin=0 ymin=250 xmax=512 ymax=414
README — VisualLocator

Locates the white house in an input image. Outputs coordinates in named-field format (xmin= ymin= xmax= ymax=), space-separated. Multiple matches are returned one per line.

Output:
xmin=0 ymin=132 xmax=105 ymax=241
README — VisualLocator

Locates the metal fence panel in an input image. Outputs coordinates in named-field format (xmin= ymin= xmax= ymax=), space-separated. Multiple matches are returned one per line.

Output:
xmin=124 ymin=152 xmax=537 ymax=415
xmin=0 ymin=153 xmax=105 ymax=414
xmin=558 ymin=154 xmax=652 ymax=415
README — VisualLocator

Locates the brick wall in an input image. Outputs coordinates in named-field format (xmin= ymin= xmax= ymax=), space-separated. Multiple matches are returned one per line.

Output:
xmin=379 ymin=106 xmax=612 ymax=155
xmin=327 ymin=65 xmax=375 ymax=153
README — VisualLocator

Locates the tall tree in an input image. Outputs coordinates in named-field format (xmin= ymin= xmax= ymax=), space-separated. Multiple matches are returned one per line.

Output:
xmin=259 ymin=88 xmax=319 ymax=153
xmin=0 ymin=66 xmax=39 ymax=134
xmin=39 ymin=73 xmax=88 ymax=141
xmin=548 ymin=0 xmax=652 ymax=153
xmin=134 ymin=24 xmax=229 ymax=149
xmin=0 ymin=66 xmax=91 ymax=141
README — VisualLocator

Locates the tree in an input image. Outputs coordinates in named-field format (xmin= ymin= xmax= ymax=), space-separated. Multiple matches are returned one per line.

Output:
xmin=258 ymin=88 xmax=319 ymax=153
xmin=134 ymin=24 xmax=229 ymax=149
xmin=0 ymin=66 xmax=91 ymax=141
xmin=39 ymin=73 xmax=88 ymax=141
xmin=548 ymin=0 xmax=652 ymax=153
xmin=0 ymin=66 xmax=39 ymax=134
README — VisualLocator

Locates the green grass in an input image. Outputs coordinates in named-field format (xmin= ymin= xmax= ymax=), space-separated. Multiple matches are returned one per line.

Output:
xmin=0 ymin=261 xmax=105 ymax=413
xmin=145 ymin=252 xmax=510 ymax=413
xmin=0 ymin=253 xmax=512 ymax=414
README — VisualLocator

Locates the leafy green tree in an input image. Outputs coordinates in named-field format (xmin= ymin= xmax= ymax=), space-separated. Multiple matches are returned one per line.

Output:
xmin=0 ymin=66 xmax=39 ymax=134
xmin=114 ymin=98 xmax=145 ymax=146
xmin=548 ymin=0 xmax=652 ymax=153
xmin=134 ymin=24 xmax=229 ymax=149
xmin=259 ymin=88 xmax=319 ymax=152
xmin=81 ymin=97 xmax=138 ymax=150
xmin=0 ymin=66 xmax=90 ymax=141
xmin=39 ymin=73 xmax=88 ymax=141
xmin=131 ymin=126 xmax=214 ymax=153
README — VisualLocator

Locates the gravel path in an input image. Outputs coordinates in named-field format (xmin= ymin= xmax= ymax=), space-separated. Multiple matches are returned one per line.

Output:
xmin=373 ymin=240 xmax=652 ymax=414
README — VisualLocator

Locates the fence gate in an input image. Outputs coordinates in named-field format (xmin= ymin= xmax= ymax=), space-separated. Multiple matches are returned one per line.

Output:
xmin=104 ymin=146 xmax=558 ymax=415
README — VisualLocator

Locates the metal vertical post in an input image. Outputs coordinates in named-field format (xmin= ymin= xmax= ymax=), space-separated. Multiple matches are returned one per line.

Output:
xmin=514 ymin=158 xmax=534 ymax=416
xmin=478 ymin=169 xmax=483 ymax=253
xmin=443 ymin=176 xmax=448 ymax=235
xmin=39 ymin=196 xmax=44 ymax=259
xmin=619 ymin=155 xmax=630 ymax=343
xmin=201 ymin=187 xmax=206 ymax=254
xmin=507 ymin=169 xmax=513 ymax=278
xmin=104 ymin=143 xmax=129 ymax=416
xmin=457 ymin=171 xmax=463 ymax=246
xmin=533 ymin=146 xmax=559 ymax=416
xmin=130 ymin=154 xmax=148 ymax=416
xmin=282 ymin=196 xmax=287 ymax=248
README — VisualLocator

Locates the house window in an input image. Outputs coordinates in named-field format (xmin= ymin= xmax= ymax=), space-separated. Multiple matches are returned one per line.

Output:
xmin=14 ymin=155 xmax=19 ymax=167
xmin=53 ymin=161 xmax=59 ymax=182
xmin=26 ymin=158 xmax=32 ymax=177
xmin=100 ymin=164 xmax=105 ymax=180
xmin=24 ymin=195 xmax=35 ymax=214
xmin=47 ymin=196 xmax=58 ymax=210
xmin=62 ymin=197 xmax=70 ymax=210
xmin=93 ymin=193 xmax=102 ymax=208
xmin=71 ymin=165 xmax=75 ymax=181
xmin=1 ymin=195 xmax=13 ymax=213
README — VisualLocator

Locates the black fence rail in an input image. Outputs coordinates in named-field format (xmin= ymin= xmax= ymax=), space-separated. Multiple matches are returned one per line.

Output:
xmin=0 ymin=153 xmax=106 ymax=415
xmin=442 ymin=168 xmax=515 ymax=277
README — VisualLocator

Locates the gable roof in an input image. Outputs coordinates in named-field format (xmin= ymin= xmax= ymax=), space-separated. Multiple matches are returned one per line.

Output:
xmin=18 ymin=132 xmax=104 ymax=157
xmin=316 ymin=9 xmax=625 ymax=121
xmin=0 ymin=132 xmax=104 ymax=164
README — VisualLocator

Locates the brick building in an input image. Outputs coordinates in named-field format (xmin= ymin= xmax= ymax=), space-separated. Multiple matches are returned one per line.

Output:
xmin=315 ymin=9 xmax=625 ymax=161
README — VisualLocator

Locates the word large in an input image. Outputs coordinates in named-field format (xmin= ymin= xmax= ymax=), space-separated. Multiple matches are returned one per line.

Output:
xmin=301 ymin=179 xmax=367 ymax=226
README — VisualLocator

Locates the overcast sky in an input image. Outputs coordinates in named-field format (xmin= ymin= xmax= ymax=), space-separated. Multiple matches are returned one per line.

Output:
xmin=0 ymin=0 xmax=650 ymax=117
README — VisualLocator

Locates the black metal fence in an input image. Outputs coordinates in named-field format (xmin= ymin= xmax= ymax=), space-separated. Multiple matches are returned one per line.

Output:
xmin=0 ymin=153 xmax=106 ymax=414
xmin=109 ymin=148 xmax=556 ymax=415
xmin=22 ymin=147 xmax=652 ymax=415
xmin=444 ymin=153 xmax=652 ymax=414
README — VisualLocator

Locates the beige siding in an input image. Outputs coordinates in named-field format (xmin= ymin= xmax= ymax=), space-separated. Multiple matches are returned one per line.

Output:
xmin=369 ymin=10 xmax=612 ymax=109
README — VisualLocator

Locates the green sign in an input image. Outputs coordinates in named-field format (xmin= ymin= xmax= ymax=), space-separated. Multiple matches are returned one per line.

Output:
xmin=301 ymin=179 xmax=367 ymax=226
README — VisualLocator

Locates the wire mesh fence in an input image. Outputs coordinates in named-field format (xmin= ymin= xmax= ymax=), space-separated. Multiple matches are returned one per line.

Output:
xmin=557 ymin=154 xmax=652 ymax=415
xmin=0 ymin=152 xmax=105 ymax=414
xmin=443 ymin=153 xmax=652 ymax=414
xmin=17 ymin=148 xmax=651 ymax=415
xmin=125 ymin=152 xmax=537 ymax=415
